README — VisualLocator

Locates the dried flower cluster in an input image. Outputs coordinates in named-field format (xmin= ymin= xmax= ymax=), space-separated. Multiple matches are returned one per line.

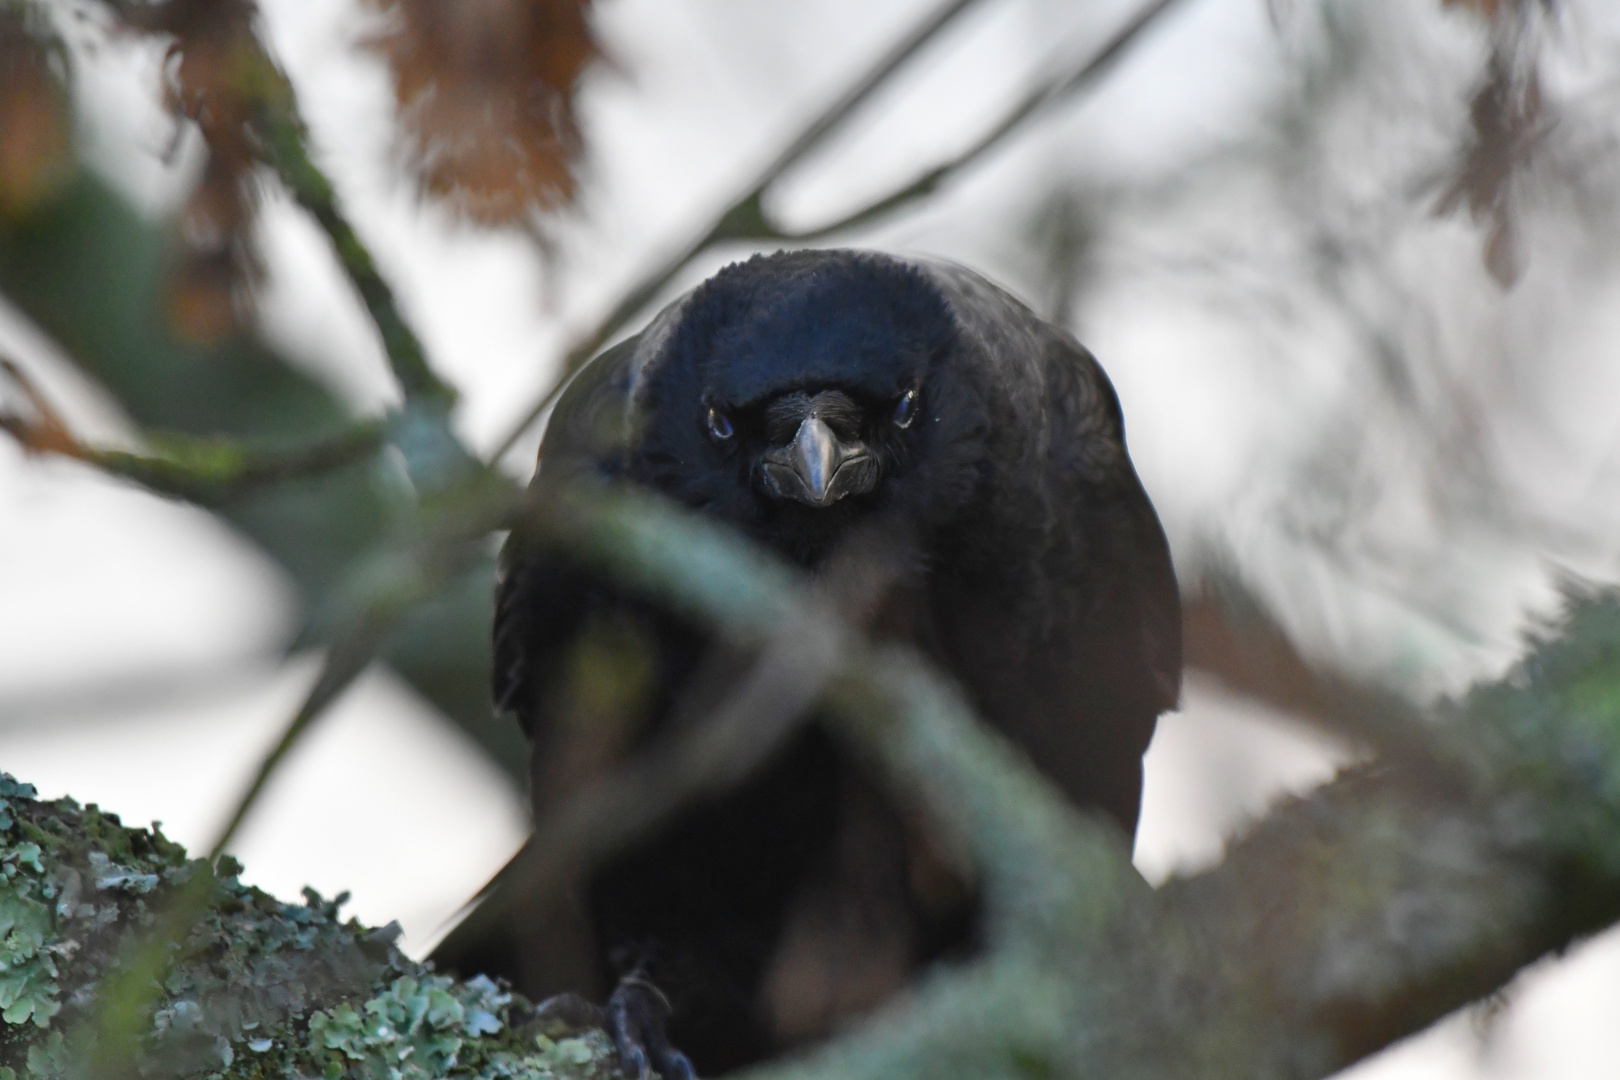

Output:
xmin=1438 ymin=0 xmax=1557 ymax=286
xmin=364 ymin=0 xmax=598 ymax=224
xmin=113 ymin=0 xmax=268 ymax=343
xmin=0 ymin=6 xmax=70 ymax=220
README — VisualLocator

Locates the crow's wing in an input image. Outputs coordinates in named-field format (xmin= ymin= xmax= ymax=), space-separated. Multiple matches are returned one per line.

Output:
xmin=492 ymin=333 xmax=643 ymax=734
xmin=916 ymin=262 xmax=1181 ymax=833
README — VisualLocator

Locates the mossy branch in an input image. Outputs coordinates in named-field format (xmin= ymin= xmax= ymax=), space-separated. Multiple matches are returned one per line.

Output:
xmin=0 ymin=357 xmax=385 ymax=502
xmin=0 ymin=775 xmax=622 ymax=1078
xmin=246 ymin=70 xmax=457 ymax=412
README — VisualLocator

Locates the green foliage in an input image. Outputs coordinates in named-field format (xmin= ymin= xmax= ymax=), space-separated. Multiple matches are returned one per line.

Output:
xmin=0 ymin=776 xmax=620 ymax=1080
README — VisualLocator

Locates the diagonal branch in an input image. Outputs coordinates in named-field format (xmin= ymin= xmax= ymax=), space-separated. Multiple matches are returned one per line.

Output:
xmin=779 ymin=0 xmax=1188 ymax=243
xmin=438 ymin=485 xmax=1139 ymax=973
xmin=205 ymin=620 xmax=388 ymax=862
xmin=446 ymin=482 xmax=1620 ymax=1080
xmin=251 ymin=88 xmax=458 ymax=410
xmin=0 ymin=356 xmax=385 ymax=503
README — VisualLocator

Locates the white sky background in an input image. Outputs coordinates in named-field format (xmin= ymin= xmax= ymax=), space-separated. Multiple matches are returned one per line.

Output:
xmin=3 ymin=0 xmax=1620 ymax=1075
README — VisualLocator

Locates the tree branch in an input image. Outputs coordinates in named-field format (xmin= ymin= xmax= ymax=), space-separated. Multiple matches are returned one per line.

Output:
xmin=780 ymin=0 xmax=1189 ymax=243
xmin=0 ymin=356 xmax=385 ymax=503
xmin=459 ymin=484 xmax=1620 ymax=1080
xmin=488 ymin=0 xmax=1189 ymax=464
xmin=248 ymin=78 xmax=458 ymax=411
xmin=740 ymin=595 xmax=1620 ymax=1080
xmin=0 ymin=776 xmax=619 ymax=1076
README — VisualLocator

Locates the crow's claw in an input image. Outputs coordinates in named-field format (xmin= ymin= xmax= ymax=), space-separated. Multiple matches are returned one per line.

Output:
xmin=607 ymin=972 xmax=697 ymax=1080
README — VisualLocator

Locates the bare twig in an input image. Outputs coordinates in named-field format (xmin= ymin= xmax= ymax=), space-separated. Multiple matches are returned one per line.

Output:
xmin=206 ymin=617 xmax=389 ymax=861
xmin=205 ymin=464 xmax=520 ymax=861
xmin=781 ymin=0 xmax=1189 ymax=242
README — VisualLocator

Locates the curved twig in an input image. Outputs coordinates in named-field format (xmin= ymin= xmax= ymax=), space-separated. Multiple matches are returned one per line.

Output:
xmin=780 ymin=0 xmax=1188 ymax=243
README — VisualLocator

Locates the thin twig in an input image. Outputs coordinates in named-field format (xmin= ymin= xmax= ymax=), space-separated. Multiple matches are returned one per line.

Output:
xmin=206 ymin=617 xmax=389 ymax=862
xmin=488 ymin=0 xmax=995 ymax=464
xmin=249 ymin=71 xmax=456 ymax=409
xmin=205 ymin=471 xmax=521 ymax=862
xmin=782 ymin=0 xmax=1190 ymax=242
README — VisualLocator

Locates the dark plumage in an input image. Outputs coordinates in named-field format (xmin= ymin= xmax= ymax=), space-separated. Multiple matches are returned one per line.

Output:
xmin=439 ymin=249 xmax=1180 ymax=1075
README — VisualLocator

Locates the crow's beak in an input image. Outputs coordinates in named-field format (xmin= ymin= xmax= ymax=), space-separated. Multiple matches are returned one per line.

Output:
xmin=761 ymin=417 xmax=879 ymax=507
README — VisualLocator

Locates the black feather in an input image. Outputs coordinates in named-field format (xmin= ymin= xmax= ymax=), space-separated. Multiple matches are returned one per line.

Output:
xmin=437 ymin=249 xmax=1179 ymax=1072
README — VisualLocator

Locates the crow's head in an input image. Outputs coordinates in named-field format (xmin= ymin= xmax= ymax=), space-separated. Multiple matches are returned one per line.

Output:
xmin=630 ymin=250 xmax=979 ymax=560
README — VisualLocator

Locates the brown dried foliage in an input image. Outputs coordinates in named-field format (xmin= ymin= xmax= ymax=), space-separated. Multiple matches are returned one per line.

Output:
xmin=1437 ymin=49 xmax=1544 ymax=288
xmin=0 ymin=7 xmax=71 ymax=219
xmin=1441 ymin=0 xmax=1557 ymax=16
xmin=116 ymin=0 xmax=266 ymax=343
xmin=1436 ymin=0 xmax=1560 ymax=288
xmin=364 ymin=0 xmax=597 ymax=224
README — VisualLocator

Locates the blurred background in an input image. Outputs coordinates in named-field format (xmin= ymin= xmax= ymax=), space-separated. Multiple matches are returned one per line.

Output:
xmin=2 ymin=0 xmax=1620 ymax=1075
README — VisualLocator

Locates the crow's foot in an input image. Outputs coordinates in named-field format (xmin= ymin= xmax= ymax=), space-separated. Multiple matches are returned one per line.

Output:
xmin=608 ymin=971 xmax=697 ymax=1080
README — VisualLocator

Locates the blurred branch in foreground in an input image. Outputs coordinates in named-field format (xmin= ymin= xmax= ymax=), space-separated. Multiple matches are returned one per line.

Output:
xmin=4 ymin=480 xmax=1620 ymax=1079
xmin=498 ymin=487 xmax=1620 ymax=1080
xmin=0 ymin=357 xmax=384 ymax=503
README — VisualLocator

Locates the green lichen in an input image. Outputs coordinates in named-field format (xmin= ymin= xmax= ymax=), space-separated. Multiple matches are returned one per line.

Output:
xmin=0 ymin=775 xmax=622 ymax=1079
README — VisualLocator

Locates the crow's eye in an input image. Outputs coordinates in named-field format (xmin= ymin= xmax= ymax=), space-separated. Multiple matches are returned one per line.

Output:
xmin=707 ymin=406 xmax=734 ymax=441
xmin=893 ymin=389 xmax=919 ymax=429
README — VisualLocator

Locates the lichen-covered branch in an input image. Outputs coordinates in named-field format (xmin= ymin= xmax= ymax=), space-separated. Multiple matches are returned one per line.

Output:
xmin=0 ymin=774 xmax=621 ymax=1079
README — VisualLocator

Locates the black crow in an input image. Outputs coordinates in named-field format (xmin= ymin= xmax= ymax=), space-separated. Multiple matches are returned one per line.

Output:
xmin=438 ymin=249 xmax=1180 ymax=1077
